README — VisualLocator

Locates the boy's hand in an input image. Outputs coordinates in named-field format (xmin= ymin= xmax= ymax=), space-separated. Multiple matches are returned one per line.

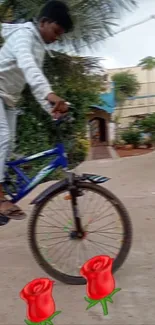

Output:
xmin=47 ymin=93 xmax=69 ymax=117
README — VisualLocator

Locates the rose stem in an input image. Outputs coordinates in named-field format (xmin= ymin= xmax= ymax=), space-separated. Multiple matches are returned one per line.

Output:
xmin=100 ymin=299 xmax=108 ymax=316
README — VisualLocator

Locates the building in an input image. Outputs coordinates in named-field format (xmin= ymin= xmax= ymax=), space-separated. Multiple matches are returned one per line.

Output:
xmin=87 ymin=66 xmax=155 ymax=154
xmin=108 ymin=66 xmax=155 ymax=128
xmin=87 ymin=82 xmax=114 ymax=141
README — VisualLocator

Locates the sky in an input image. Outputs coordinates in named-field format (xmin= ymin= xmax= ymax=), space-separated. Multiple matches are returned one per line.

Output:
xmin=78 ymin=0 xmax=155 ymax=69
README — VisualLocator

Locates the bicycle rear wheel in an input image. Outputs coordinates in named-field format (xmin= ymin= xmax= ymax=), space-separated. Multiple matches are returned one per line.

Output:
xmin=28 ymin=181 xmax=132 ymax=285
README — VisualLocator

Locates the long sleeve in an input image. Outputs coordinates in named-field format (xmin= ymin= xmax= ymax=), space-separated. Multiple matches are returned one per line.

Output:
xmin=12 ymin=28 xmax=52 ymax=110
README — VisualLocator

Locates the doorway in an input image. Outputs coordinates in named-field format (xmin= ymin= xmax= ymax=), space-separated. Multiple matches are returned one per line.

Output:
xmin=89 ymin=117 xmax=107 ymax=145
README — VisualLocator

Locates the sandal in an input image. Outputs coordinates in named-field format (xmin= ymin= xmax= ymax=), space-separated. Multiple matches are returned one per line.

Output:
xmin=0 ymin=198 xmax=27 ymax=220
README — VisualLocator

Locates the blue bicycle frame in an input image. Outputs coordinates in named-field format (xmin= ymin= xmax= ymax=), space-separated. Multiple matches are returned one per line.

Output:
xmin=4 ymin=142 xmax=68 ymax=204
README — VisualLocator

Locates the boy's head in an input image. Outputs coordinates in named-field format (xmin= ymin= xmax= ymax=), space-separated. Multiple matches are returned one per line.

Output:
xmin=37 ymin=0 xmax=73 ymax=44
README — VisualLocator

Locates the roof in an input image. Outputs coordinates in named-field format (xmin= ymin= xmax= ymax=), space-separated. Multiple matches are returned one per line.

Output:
xmin=90 ymin=91 xmax=116 ymax=114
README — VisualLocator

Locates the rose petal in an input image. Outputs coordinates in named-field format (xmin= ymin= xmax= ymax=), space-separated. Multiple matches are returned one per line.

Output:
xmin=20 ymin=278 xmax=54 ymax=300
xmin=80 ymin=255 xmax=110 ymax=275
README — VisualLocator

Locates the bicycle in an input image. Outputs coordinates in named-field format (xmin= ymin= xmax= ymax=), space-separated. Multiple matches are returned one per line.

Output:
xmin=0 ymin=114 xmax=132 ymax=285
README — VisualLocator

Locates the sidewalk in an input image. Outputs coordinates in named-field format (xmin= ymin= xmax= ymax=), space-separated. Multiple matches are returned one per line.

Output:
xmin=0 ymin=152 xmax=155 ymax=325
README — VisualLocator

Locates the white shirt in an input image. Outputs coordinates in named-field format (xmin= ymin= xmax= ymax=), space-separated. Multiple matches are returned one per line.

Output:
xmin=0 ymin=22 xmax=52 ymax=111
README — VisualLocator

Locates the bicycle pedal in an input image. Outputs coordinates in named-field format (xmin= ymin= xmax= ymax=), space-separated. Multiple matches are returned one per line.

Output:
xmin=0 ymin=214 xmax=10 ymax=226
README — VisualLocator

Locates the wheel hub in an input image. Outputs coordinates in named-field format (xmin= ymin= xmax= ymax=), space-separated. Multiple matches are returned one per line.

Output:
xmin=70 ymin=230 xmax=85 ymax=240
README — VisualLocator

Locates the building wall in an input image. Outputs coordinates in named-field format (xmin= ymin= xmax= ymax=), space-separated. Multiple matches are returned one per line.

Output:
xmin=107 ymin=66 xmax=155 ymax=128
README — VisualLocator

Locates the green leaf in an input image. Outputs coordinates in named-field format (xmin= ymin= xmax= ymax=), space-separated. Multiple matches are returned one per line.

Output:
xmin=24 ymin=312 xmax=61 ymax=325
xmin=110 ymin=288 xmax=121 ymax=297
xmin=105 ymin=296 xmax=113 ymax=303
xmin=49 ymin=311 xmax=61 ymax=320
xmin=84 ymin=296 xmax=100 ymax=310
xmin=84 ymin=296 xmax=92 ymax=303
xmin=45 ymin=321 xmax=53 ymax=325
xmin=84 ymin=297 xmax=99 ymax=310
xmin=86 ymin=300 xmax=99 ymax=310
xmin=24 ymin=319 xmax=37 ymax=325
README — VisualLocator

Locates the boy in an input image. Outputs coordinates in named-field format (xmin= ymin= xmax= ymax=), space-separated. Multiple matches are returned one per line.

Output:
xmin=0 ymin=0 xmax=73 ymax=219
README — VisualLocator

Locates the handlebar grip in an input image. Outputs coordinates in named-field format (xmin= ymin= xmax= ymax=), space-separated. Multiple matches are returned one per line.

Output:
xmin=51 ymin=101 xmax=71 ymax=109
xmin=45 ymin=101 xmax=72 ymax=114
xmin=45 ymin=101 xmax=74 ymax=124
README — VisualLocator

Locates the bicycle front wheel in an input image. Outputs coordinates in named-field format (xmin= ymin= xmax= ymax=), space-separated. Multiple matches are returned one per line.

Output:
xmin=28 ymin=181 xmax=132 ymax=285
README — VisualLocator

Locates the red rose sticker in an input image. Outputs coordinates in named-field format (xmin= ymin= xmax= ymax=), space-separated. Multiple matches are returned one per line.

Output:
xmin=20 ymin=278 xmax=61 ymax=325
xmin=80 ymin=255 xmax=121 ymax=316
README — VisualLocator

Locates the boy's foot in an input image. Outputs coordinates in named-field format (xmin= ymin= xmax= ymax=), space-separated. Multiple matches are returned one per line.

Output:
xmin=0 ymin=198 xmax=26 ymax=220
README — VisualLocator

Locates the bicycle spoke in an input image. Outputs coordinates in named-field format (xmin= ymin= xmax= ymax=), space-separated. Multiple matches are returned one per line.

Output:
xmin=60 ymin=241 xmax=77 ymax=273
xmin=36 ymin=230 xmax=68 ymax=234
xmin=97 ymin=231 xmax=123 ymax=235
xmin=38 ymin=234 xmax=69 ymax=242
xmin=41 ymin=210 xmax=66 ymax=228
xmin=88 ymin=205 xmax=114 ymax=225
xmin=80 ymin=240 xmax=91 ymax=266
xmin=48 ymin=196 xmax=71 ymax=223
xmin=82 ymin=191 xmax=93 ymax=215
xmin=51 ymin=239 xmax=73 ymax=264
xmin=39 ymin=214 xmax=64 ymax=228
xmin=88 ymin=230 xmax=123 ymax=235
xmin=93 ymin=220 xmax=117 ymax=232
xmin=89 ymin=211 xmax=116 ymax=226
xmin=32 ymin=183 xmax=128 ymax=278
xmin=45 ymin=239 xmax=71 ymax=260
xmin=85 ymin=238 xmax=111 ymax=256
xmin=89 ymin=198 xmax=109 ymax=223
xmin=38 ymin=223 xmax=62 ymax=228
xmin=86 ymin=238 xmax=118 ymax=256
xmin=85 ymin=238 xmax=103 ymax=257
xmin=88 ymin=231 xmax=122 ymax=241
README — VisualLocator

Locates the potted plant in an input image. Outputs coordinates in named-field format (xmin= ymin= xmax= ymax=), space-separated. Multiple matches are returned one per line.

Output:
xmin=138 ymin=114 xmax=155 ymax=148
xmin=113 ymin=139 xmax=125 ymax=149
xmin=121 ymin=128 xmax=141 ymax=149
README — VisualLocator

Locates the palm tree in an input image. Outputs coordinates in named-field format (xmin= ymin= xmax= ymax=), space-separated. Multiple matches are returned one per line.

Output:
xmin=112 ymin=71 xmax=140 ymax=141
xmin=138 ymin=56 xmax=155 ymax=114
xmin=0 ymin=0 xmax=137 ymax=49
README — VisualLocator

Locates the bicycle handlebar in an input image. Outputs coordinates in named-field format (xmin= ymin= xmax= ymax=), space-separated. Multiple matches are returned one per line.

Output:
xmin=45 ymin=101 xmax=75 ymax=126
xmin=53 ymin=114 xmax=75 ymax=125
xmin=49 ymin=101 xmax=75 ymax=125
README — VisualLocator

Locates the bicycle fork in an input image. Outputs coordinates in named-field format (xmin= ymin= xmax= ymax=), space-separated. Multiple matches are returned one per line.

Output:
xmin=66 ymin=172 xmax=85 ymax=239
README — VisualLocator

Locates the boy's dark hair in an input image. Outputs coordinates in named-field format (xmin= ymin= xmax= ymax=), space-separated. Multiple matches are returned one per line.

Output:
xmin=38 ymin=0 xmax=73 ymax=33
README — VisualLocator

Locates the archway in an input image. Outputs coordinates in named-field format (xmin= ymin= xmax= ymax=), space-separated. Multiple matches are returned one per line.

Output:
xmin=89 ymin=117 xmax=107 ymax=146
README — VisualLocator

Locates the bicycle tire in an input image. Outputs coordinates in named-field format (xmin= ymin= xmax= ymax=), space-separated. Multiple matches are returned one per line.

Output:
xmin=28 ymin=181 xmax=132 ymax=285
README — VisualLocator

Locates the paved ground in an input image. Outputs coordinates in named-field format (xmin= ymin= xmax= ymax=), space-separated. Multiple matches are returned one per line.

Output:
xmin=91 ymin=144 xmax=111 ymax=160
xmin=1 ymin=151 xmax=155 ymax=325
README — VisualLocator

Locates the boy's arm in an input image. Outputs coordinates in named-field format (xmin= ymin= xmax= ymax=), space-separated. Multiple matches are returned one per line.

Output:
xmin=12 ymin=29 xmax=54 ymax=111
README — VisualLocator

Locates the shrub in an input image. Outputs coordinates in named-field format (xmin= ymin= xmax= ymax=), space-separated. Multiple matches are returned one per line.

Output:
xmin=67 ymin=134 xmax=90 ymax=167
xmin=121 ymin=128 xmax=141 ymax=148
xmin=16 ymin=112 xmax=90 ymax=179
xmin=138 ymin=113 xmax=155 ymax=145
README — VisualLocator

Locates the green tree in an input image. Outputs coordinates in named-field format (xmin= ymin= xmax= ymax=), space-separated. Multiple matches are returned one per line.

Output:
xmin=112 ymin=71 xmax=140 ymax=140
xmin=16 ymin=54 xmax=103 ymax=175
xmin=0 ymin=0 xmax=137 ymax=49
xmin=138 ymin=56 xmax=155 ymax=114
xmin=0 ymin=0 xmax=137 ymax=172
xmin=0 ymin=5 xmax=13 ymax=45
